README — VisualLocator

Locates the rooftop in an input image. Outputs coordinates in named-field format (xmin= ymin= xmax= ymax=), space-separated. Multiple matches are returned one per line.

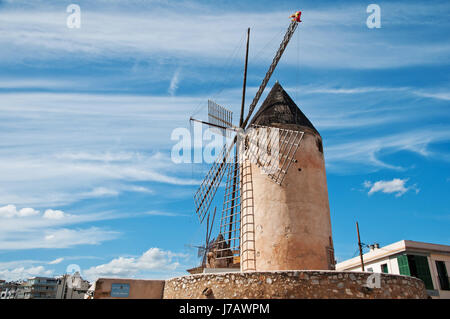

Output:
xmin=250 ymin=81 xmax=319 ymax=135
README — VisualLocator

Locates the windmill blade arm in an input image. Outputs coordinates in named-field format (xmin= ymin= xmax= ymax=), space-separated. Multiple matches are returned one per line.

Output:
xmin=241 ymin=20 xmax=299 ymax=129
xmin=194 ymin=143 xmax=234 ymax=223
xmin=190 ymin=117 xmax=240 ymax=132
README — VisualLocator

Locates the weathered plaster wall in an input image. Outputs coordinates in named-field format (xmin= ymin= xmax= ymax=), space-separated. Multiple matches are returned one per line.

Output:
xmin=163 ymin=271 xmax=428 ymax=299
xmin=94 ymin=278 xmax=165 ymax=299
xmin=242 ymin=129 xmax=334 ymax=271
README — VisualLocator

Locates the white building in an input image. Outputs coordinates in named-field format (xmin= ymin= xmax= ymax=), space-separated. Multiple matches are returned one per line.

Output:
xmin=21 ymin=277 xmax=58 ymax=299
xmin=336 ymin=240 xmax=450 ymax=299
xmin=56 ymin=272 xmax=90 ymax=299
xmin=0 ymin=282 xmax=19 ymax=299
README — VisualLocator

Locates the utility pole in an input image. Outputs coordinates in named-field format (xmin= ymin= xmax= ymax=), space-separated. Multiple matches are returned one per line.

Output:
xmin=356 ymin=221 xmax=365 ymax=271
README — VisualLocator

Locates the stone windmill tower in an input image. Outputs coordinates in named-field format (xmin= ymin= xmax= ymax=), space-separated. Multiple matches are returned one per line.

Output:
xmin=191 ymin=17 xmax=335 ymax=273
xmin=165 ymin=14 xmax=428 ymax=301
xmin=240 ymin=82 xmax=335 ymax=272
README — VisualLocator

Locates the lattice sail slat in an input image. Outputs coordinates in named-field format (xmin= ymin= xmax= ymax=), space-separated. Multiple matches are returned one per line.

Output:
xmin=241 ymin=124 xmax=304 ymax=185
xmin=193 ymin=144 xmax=232 ymax=223
xmin=208 ymin=100 xmax=233 ymax=137
xmin=215 ymin=157 xmax=241 ymax=263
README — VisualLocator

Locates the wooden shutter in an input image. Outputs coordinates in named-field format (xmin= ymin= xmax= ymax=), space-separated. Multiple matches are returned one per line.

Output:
xmin=414 ymin=255 xmax=434 ymax=290
xmin=397 ymin=254 xmax=410 ymax=276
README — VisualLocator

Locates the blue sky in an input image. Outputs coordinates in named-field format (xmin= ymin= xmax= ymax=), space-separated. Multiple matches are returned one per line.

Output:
xmin=0 ymin=0 xmax=449 ymax=281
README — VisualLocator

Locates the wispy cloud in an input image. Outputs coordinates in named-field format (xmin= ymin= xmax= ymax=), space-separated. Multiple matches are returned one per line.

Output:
xmin=168 ymin=69 xmax=181 ymax=96
xmin=0 ymin=227 xmax=119 ymax=250
xmin=144 ymin=210 xmax=188 ymax=217
xmin=0 ymin=2 xmax=448 ymax=69
xmin=413 ymin=91 xmax=450 ymax=101
xmin=0 ymin=204 xmax=120 ymax=250
xmin=325 ymin=128 xmax=450 ymax=171
xmin=298 ymin=86 xmax=409 ymax=95
xmin=48 ymin=257 xmax=64 ymax=265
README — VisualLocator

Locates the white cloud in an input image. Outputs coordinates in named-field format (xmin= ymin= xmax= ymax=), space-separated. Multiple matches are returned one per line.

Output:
xmin=43 ymin=209 xmax=66 ymax=220
xmin=325 ymin=128 xmax=450 ymax=171
xmin=48 ymin=257 xmax=64 ymax=265
xmin=0 ymin=205 xmax=21 ymax=218
xmin=17 ymin=207 xmax=40 ymax=217
xmin=413 ymin=91 xmax=450 ymax=101
xmin=144 ymin=210 xmax=187 ymax=217
xmin=0 ymin=83 xmax=443 ymax=208
xmin=0 ymin=227 xmax=119 ymax=250
xmin=0 ymin=266 xmax=53 ymax=282
xmin=363 ymin=180 xmax=372 ymax=188
xmin=363 ymin=178 xmax=419 ymax=197
xmin=299 ymin=86 xmax=409 ymax=95
xmin=0 ymin=91 xmax=201 ymax=208
xmin=0 ymin=205 xmax=40 ymax=218
xmin=124 ymin=186 xmax=153 ymax=194
xmin=0 ymin=3 xmax=448 ymax=69
xmin=83 ymin=247 xmax=187 ymax=281
xmin=55 ymin=151 xmax=136 ymax=162
xmin=0 ymin=79 xmax=80 ymax=90
xmin=168 ymin=69 xmax=181 ymax=96
xmin=81 ymin=188 xmax=120 ymax=198
xmin=0 ymin=205 xmax=121 ymax=250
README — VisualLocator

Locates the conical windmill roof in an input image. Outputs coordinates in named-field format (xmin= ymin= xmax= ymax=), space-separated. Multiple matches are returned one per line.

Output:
xmin=249 ymin=82 xmax=320 ymax=135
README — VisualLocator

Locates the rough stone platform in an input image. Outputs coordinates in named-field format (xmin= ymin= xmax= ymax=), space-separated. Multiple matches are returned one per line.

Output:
xmin=163 ymin=270 xmax=428 ymax=299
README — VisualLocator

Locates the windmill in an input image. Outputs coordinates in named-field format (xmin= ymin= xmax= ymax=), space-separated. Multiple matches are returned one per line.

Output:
xmin=190 ymin=15 xmax=306 ymax=270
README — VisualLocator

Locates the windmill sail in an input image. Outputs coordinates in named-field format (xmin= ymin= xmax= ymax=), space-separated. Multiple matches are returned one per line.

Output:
xmin=242 ymin=125 xmax=304 ymax=185
xmin=208 ymin=100 xmax=233 ymax=137
xmin=241 ymin=20 xmax=299 ymax=129
xmin=190 ymin=17 xmax=301 ymax=270
xmin=216 ymin=157 xmax=241 ymax=263
xmin=193 ymin=143 xmax=232 ymax=223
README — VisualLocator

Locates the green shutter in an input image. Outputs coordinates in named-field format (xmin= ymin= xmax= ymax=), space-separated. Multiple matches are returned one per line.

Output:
xmin=381 ymin=264 xmax=388 ymax=273
xmin=414 ymin=255 xmax=434 ymax=290
xmin=397 ymin=255 xmax=410 ymax=276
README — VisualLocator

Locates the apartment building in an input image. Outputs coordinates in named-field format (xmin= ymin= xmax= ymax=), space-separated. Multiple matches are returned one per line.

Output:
xmin=336 ymin=240 xmax=450 ymax=299
xmin=21 ymin=277 xmax=58 ymax=299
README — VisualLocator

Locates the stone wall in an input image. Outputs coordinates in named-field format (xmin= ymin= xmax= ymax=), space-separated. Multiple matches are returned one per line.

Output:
xmin=163 ymin=270 xmax=428 ymax=299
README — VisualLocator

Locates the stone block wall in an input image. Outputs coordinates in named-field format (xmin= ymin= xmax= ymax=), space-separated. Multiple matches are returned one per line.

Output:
xmin=163 ymin=270 xmax=428 ymax=299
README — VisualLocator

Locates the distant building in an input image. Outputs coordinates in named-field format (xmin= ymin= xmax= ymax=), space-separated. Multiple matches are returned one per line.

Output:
xmin=21 ymin=277 xmax=58 ymax=299
xmin=84 ymin=281 xmax=96 ymax=299
xmin=1 ymin=273 xmax=91 ymax=299
xmin=336 ymin=240 xmax=450 ymax=299
xmin=0 ymin=281 xmax=20 ymax=299
xmin=15 ymin=283 xmax=26 ymax=299
xmin=56 ymin=272 xmax=90 ymax=299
